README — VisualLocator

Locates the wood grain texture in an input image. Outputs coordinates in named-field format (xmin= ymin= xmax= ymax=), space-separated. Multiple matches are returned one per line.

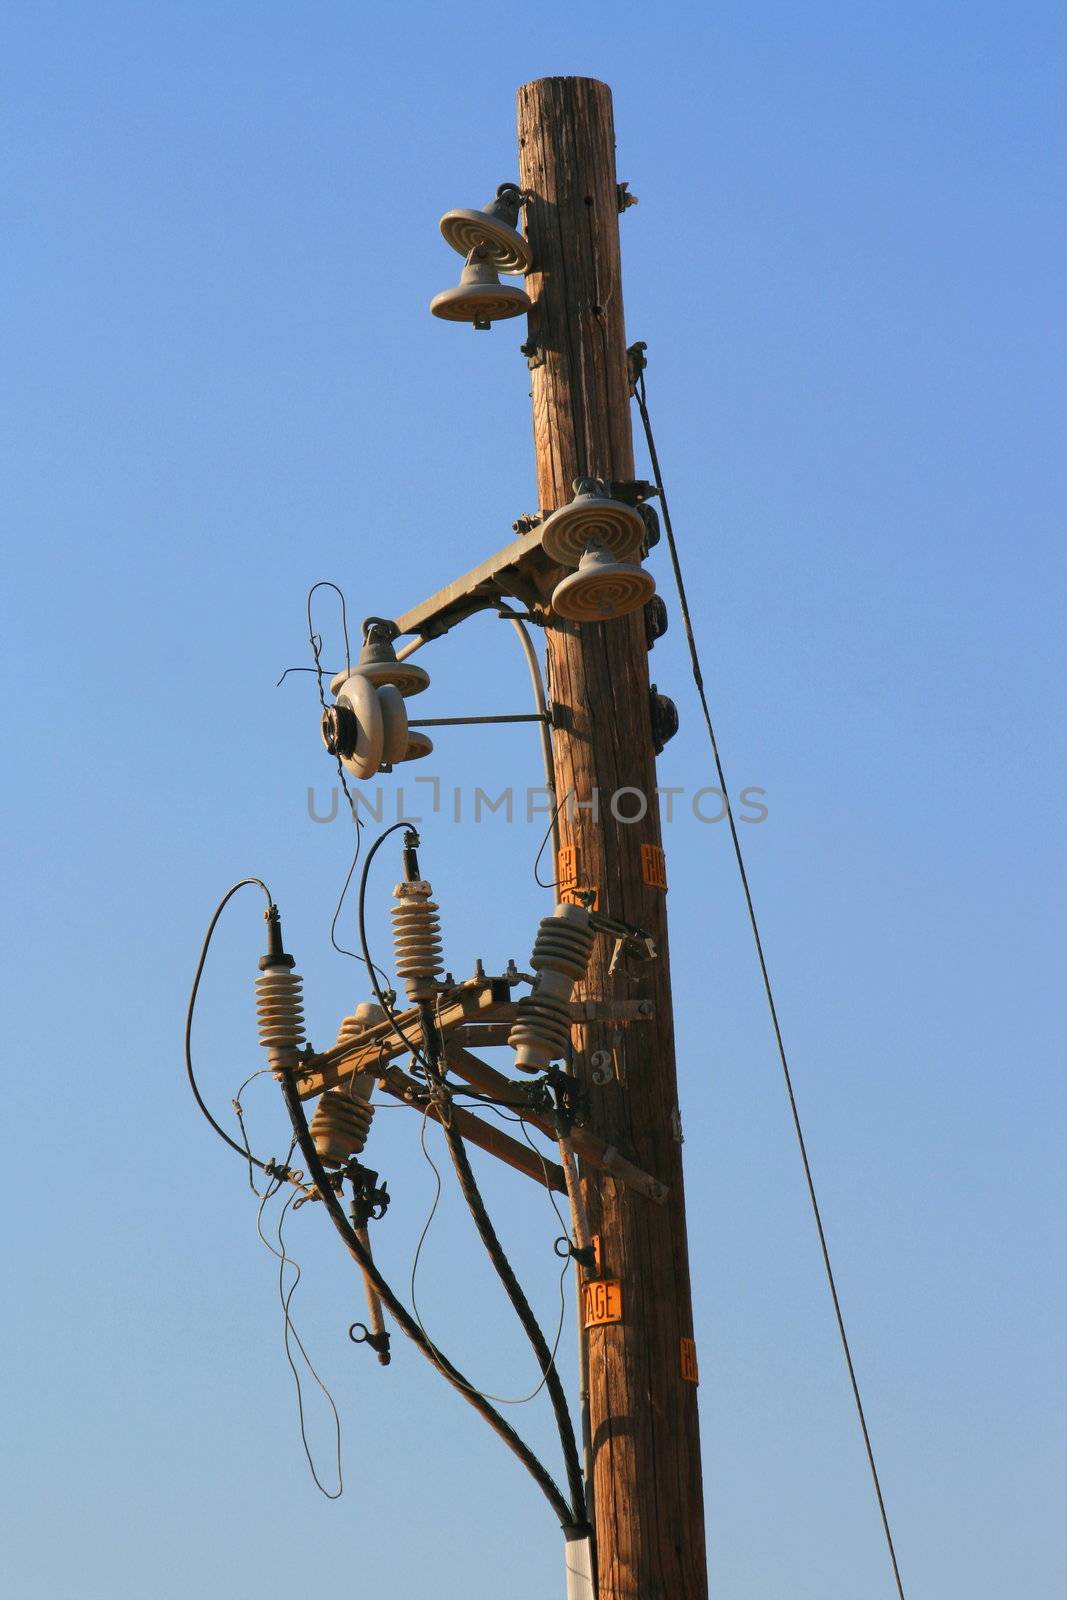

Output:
xmin=518 ymin=77 xmax=708 ymax=1600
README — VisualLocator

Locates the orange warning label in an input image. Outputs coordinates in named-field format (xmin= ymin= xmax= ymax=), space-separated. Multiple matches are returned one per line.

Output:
xmin=641 ymin=843 xmax=668 ymax=891
xmin=680 ymin=1338 xmax=699 ymax=1384
xmin=583 ymin=1279 xmax=623 ymax=1328
xmin=557 ymin=846 xmax=599 ymax=910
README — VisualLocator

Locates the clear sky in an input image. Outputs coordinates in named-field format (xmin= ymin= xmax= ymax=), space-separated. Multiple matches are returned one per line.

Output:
xmin=3 ymin=3 xmax=1064 ymax=1598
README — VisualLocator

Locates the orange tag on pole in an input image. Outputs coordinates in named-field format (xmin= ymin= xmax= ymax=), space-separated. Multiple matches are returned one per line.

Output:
xmin=583 ymin=1279 xmax=623 ymax=1328
xmin=641 ymin=843 xmax=668 ymax=891
xmin=680 ymin=1338 xmax=699 ymax=1384
xmin=557 ymin=845 xmax=599 ymax=910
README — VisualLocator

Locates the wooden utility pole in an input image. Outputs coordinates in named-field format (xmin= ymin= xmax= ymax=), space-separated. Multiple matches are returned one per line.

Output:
xmin=518 ymin=78 xmax=708 ymax=1600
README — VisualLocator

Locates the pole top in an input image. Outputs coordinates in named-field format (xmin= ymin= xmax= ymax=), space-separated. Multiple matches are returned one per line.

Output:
xmin=517 ymin=75 xmax=612 ymax=96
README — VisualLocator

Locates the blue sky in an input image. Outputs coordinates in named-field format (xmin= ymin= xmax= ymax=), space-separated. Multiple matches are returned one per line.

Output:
xmin=2 ymin=3 xmax=1064 ymax=1597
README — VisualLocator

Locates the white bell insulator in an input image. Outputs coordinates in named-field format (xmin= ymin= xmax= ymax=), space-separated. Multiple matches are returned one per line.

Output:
xmin=391 ymin=879 xmax=444 ymax=1002
xmin=310 ymin=1088 xmax=374 ymax=1166
xmin=508 ymin=903 xmax=594 ymax=1072
xmin=255 ymin=966 xmax=306 ymax=1071
xmin=551 ymin=539 xmax=657 ymax=622
xmin=540 ymin=478 xmax=646 ymax=567
xmin=430 ymin=249 xmax=532 ymax=330
xmin=397 ymin=728 xmax=433 ymax=764
xmin=378 ymin=683 xmax=409 ymax=765
xmin=439 ymin=184 xmax=532 ymax=275
xmin=322 ymin=672 xmax=384 ymax=780
xmin=330 ymin=630 xmax=431 ymax=699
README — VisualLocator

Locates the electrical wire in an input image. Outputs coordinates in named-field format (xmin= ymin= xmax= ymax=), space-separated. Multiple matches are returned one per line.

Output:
xmin=634 ymin=361 xmax=908 ymax=1600
xmin=329 ymin=828 xmax=393 ymax=992
xmin=354 ymin=821 xmax=585 ymax=1523
xmin=185 ymin=878 xmax=275 ymax=1172
xmin=232 ymin=1067 xmax=273 ymax=1194
xmin=296 ymin=581 xmax=395 ymax=995
xmin=355 ymin=821 xmax=437 ymax=1072
xmin=532 ymin=790 xmax=573 ymax=889
xmin=277 ymin=1069 xmax=577 ymax=1527
xmin=409 ymin=1105 xmax=572 ymax=1408
xmin=306 ymin=579 xmax=352 ymax=678
xmin=414 ymin=1009 xmax=585 ymax=1513
xmin=255 ymin=1165 xmax=344 ymax=1499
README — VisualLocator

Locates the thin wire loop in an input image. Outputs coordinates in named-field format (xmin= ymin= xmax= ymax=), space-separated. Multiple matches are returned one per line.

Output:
xmin=185 ymin=878 xmax=274 ymax=1171
xmin=256 ymin=1169 xmax=344 ymax=1499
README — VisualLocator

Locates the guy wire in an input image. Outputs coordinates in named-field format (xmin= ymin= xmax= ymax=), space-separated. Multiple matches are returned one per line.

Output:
xmin=634 ymin=360 xmax=908 ymax=1600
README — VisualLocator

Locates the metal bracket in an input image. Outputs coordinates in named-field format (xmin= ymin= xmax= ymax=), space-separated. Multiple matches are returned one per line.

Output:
xmin=569 ymin=998 xmax=654 ymax=1022
xmin=607 ymin=478 xmax=658 ymax=506
xmin=345 ymin=1160 xmax=390 ymax=1229
xmin=407 ymin=711 xmax=550 ymax=729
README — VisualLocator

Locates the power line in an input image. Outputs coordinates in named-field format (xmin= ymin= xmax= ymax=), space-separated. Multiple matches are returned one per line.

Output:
xmin=633 ymin=360 xmax=908 ymax=1600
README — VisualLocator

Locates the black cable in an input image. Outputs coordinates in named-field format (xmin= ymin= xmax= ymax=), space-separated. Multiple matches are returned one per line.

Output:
xmin=355 ymin=821 xmax=436 ymax=1071
xmin=232 ymin=1067 xmax=273 ymax=1195
xmin=277 ymin=1070 xmax=576 ymax=1528
xmin=329 ymin=828 xmax=393 ymax=992
xmin=185 ymin=878 xmax=274 ymax=1171
xmin=533 ymin=790 xmax=572 ymax=889
xmin=634 ymin=363 xmax=908 ymax=1600
xmin=356 ymin=821 xmax=586 ymax=1524
xmin=428 ymin=1065 xmax=586 ymax=1521
xmin=409 ymin=1108 xmax=571 ymax=1408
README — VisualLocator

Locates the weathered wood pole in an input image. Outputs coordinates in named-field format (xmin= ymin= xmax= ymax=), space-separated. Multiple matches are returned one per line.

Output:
xmin=517 ymin=76 xmax=709 ymax=1600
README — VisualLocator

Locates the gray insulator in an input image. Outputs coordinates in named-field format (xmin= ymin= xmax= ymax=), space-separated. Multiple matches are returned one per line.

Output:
xmin=508 ymin=903 xmax=594 ymax=1072
xmin=255 ymin=967 xmax=306 ymax=1071
xmin=391 ymin=881 xmax=444 ymax=1001
xmin=310 ymin=1089 xmax=374 ymax=1166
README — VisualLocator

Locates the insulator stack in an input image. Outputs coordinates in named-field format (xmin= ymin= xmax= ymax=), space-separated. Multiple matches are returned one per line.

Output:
xmin=508 ymin=903 xmax=594 ymax=1072
xmin=391 ymin=879 xmax=444 ymax=1001
xmin=310 ymin=1090 xmax=374 ymax=1167
xmin=255 ymin=966 xmax=306 ymax=1070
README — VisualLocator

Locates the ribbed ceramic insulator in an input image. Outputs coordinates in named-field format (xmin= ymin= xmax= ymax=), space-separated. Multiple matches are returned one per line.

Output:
xmin=530 ymin=909 xmax=594 ymax=980
xmin=309 ymin=1089 xmax=375 ymax=1166
xmin=391 ymin=884 xmax=444 ymax=1001
xmin=509 ymin=994 xmax=573 ymax=1059
xmin=255 ymin=967 xmax=305 ymax=1069
xmin=508 ymin=904 xmax=594 ymax=1071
